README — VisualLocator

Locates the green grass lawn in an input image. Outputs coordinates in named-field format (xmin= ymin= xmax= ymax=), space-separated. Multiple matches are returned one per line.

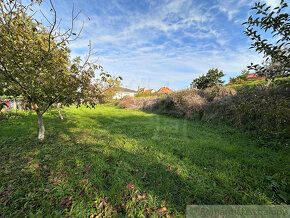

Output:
xmin=0 ymin=105 xmax=289 ymax=217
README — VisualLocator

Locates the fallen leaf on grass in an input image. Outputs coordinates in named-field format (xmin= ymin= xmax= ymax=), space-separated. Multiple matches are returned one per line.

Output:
xmin=81 ymin=178 xmax=88 ymax=183
xmin=107 ymin=206 xmax=112 ymax=215
xmin=127 ymin=182 xmax=135 ymax=190
xmin=157 ymin=207 xmax=167 ymax=215
xmin=53 ymin=177 xmax=61 ymax=184
xmin=223 ymin=195 xmax=231 ymax=202
xmin=24 ymin=160 xmax=40 ymax=170
xmin=121 ymin=203 xmax=126 ymax=210
xmin=33 ymin=163 xmax=40 ymax=169
xmin=137 ymin=193 xmax=147 ymax=200
xmin=162 ymin=200 xmax=167 ymax=206
xmin=59 ymin=195 xmax=73 ymax=210
xmin=44 ymin=189 xmax=50 ymax=193
xmin=142 ymin=172 xmax=146 ymax=179
xmin=98 ymin=201 xmax=105 ymax=210
xmin=90 ymin=212 xmax=103 ymax=218
xmin=146 ymin=207 xmax=152 ymax=214
xmin=96 ymin=198 xmax=107 ymax=211
xmin=9 ymin=179 xmax=17 ymax=183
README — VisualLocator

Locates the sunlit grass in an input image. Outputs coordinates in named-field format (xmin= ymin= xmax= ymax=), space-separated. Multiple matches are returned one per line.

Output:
xmin=0 ymin=105 xmax=288 ymax=217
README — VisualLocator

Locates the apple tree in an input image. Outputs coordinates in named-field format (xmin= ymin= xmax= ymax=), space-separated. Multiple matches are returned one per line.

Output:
xmin=0 ymin=0 xmax=121 ymax=140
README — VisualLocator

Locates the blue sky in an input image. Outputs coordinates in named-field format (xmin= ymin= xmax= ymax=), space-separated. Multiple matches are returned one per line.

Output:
xmin=38 ymin=0 xmax=283 ymax=90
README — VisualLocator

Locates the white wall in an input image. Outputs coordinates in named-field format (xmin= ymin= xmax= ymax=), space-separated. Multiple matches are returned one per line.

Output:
xmin=113 ymin=92 xmax=136 ymax=99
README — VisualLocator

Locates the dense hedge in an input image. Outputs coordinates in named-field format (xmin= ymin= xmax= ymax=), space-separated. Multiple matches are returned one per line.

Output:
xmin=119 ymin=84 xmax=290 ymax=148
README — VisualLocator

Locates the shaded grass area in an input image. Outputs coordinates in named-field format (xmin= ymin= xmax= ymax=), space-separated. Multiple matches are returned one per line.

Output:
xmin=0 ymin=105 xmax=289 ymax=217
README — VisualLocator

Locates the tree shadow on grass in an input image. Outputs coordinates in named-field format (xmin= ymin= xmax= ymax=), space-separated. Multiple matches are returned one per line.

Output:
xmin=82 ymin=111 xmax=288 ymax=204
xmin=0 ymin=108 xmax=288 ymax=217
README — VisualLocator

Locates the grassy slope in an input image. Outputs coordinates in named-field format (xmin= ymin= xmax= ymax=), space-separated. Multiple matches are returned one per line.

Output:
xmin=0 ymin=105 xmax=289 ymax=217
xmin=226 ymin=77 xmax=289 ymax=89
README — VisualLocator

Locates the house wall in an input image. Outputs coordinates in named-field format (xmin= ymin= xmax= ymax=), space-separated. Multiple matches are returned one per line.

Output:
xmin=113 ymin=92 xmax=136 ymax=99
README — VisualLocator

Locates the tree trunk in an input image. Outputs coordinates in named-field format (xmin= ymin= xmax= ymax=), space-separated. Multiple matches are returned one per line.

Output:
xmin=37 ymin=112 xmax=45 ymax=140
xmin=57 ymin=103 xmax=63 ymax=120
xmin=13 ymin=98 xmax=17 ymax=113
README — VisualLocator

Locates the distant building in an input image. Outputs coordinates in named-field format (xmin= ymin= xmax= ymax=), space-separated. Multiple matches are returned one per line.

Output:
xmin=144 ymin=89 xmax=156 ymax=94
xmin=113 ymin=87 xmax=137 ymax=99
xmin=190 ymin=81 xmax=197 ymax=90
xmin=227 ymin=73 xmax=265 ymax=85
xmin=246 ymin=73 xmax=265 ymax=81
xmin=138 ymin=87 xmax=156 ymax=93
xmin=138 ymin=87 xmax=147 ymax=92
xmin=158 ymin=86 xmax=174 ymax=94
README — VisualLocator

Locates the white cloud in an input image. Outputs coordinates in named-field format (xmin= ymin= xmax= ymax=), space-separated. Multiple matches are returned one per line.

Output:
xmin=35 ymin=0 xmax=263 ymax=90
xmin=96 ymin=45 xmax=263 ymax=90
xmin=263 ymin=0 xmax=281 ymax=9
xmin=214 ymin=0 xmax=252 ymax=21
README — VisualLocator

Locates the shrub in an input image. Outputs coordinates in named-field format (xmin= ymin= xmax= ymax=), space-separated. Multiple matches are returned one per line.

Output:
xmin=118 ymin=96 xmax=135 ymax=108
xmin=172 ymin=90 xmax=205 ymax=118
xmin=118 ymin=84 xmax=289 ymax=147
xmin=193 ymin=68 xmax=225 ymax=89
xmin=229 ymin=84 xmax=289 ymax=136
xmin=199 ymin=86 xmax=236 ymax=101
xmin=135 ymin=92 xmax=154 ymax=98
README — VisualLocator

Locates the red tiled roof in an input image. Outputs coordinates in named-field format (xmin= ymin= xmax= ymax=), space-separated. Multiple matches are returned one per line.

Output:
xmin=158 ymin=87 xmax=174 ymax=94
xmin=247 ymin=73 xmax=265 ymax=81
xmin=144 ymin=89 xmax=154 ymax=93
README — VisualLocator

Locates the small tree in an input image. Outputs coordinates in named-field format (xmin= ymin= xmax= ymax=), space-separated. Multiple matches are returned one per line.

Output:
xmin=229 ymin=70 xmax=249 ymax=84
xmin=0 ymin=0 xmax=121 ymax=140
xmin=193 ymin=68 xmax=224 ymax=89
xmin=243 ymin=0 xmax=290 ymax=81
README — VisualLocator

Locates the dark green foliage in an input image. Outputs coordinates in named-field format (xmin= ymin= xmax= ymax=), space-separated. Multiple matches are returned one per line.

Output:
xmin=243 ymin=0 xmax=290 ymax=80
xmin=203 ymin=84 xmax=290 ymax=147
xmin=193 ymin=68 xmax=225 ymax=89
